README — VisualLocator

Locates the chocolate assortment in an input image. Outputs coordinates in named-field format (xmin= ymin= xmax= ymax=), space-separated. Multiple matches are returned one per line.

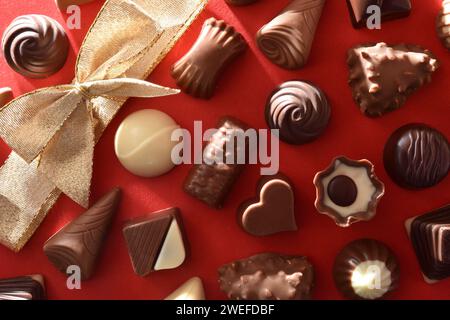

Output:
xmin=405 ymin=205 xmax=450 ymax=283
xmin=114 ymin=109 xmax=180 ymax=178
xmin=436 ymin=0 xmax=450 ymax=50
xmin=123 ymin=208 xmax=188 ymax=277
xmin=333 ymin=239 xmax=400 ymax=300
xmin=44 ymin=188 xmax=121 ymax=280
xmin=1 ymin=14 xmax=69 ymax=78
xmin=314 ymin=156 xmax=385 ymax=227
xmin=265 ymin=80 xmax=331 ymax=145
xmin=347 ymin=42 xmax=439 ymax=117
xmin=256 ymin=0 xmax=325 ymax=70
xmin=172 ymin=18 xmax=247 ymax=99
xmin=0 ymin=275 xmax=46 ymax=300
xmin=218 ymin=253 xmax=314 ymax=300
xmin=238 ymin=174 xmax=297 ymax=236
xmin=0 ymin=87 xmax=13 ymax=107
xmin=384 ymin=124 xmax=450 ymax=189
xmin=184 ymin=117 xmax=249 ymax=209
xmin=346 ymin=0 xmax=412 ymax=29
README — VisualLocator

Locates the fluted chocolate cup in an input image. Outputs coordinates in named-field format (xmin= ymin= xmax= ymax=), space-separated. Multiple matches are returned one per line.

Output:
xmin=256 ymin=0 xmax=325 ymax=70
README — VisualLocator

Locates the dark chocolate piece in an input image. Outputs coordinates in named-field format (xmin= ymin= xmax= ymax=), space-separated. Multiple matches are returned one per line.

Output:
xmin=347 ymin=43 xmax=439 ymax=117
xmin=436 ymin=0 xmax=450 ymax=50
xmin=384 ymin=124 xmax=450 ymax=189
xmin=265 ymin=80 xmax=331 ymax=145
xmin=333 ymin=239 xmax=400 ymax=300
xmin=0 ymin=275 xmax=46 ymax=300
xmin=0 ymin=87 xmax=13 ymax=107
xmin=256 ymin=0 xmax=325 ymax=70
xmin=238 ymin=174 xmax=297 ymax=236
xmin=1 ymin=14 xmax=69 ymax=78
xmin=171 ymin=18 xmax=247 ymax=99
xmin=406 ymin=204 xmax=450 ymax=283
xmin=43 ymin=188 xmax=121 ymax=280
xmin=225 ymin=0 xmax=259 ymax=5
xmin=313 ymin=156 xmax=385 ymax=227
xmin=346 ymin=0 xmax=411 ymax=29
xmin=123 ymin=208 xmax=188 ymax=277
xmin=218 ymin=253 xmax=314 ymax=300
xmin=184 ymin=117 xmax=249 ymax=209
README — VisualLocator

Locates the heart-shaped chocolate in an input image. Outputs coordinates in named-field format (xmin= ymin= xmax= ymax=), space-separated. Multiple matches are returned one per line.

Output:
xmin=238 ymin=175 xmax=297 ymax=236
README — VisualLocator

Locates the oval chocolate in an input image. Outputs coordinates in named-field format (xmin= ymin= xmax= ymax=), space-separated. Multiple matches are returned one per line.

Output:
xmin=327 ymin=175 xmax=358 ymax=207
xmin=384 ymin=124 xmax=450 ymax=189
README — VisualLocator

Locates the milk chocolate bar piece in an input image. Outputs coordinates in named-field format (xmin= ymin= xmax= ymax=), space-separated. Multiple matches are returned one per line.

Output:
xmin=183 ymin=117 xmax=249 ymax=209
xmin=171 ymin=18 xmax=247 ymax=99
xmin=0 ymin=275 xmax=46 ymax=300
xmin=346 ymin=0 xmax=411 ymax=29
xmin=218 ymin=253 xmax=314 ymax=300
xmin=347 ymin=42 xmax=439 ymax=117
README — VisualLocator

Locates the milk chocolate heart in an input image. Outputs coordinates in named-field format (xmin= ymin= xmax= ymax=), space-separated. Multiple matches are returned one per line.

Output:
xmin=238 ymin=175 xmax=297 ymax=236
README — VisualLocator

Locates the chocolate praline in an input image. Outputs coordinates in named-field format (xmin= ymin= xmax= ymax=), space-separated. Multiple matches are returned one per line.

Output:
xmin=333 ymin=239 xmax=400 ymax=300
xmin=265 ymin=81 xmax=331 ymax=145
xmin=384 ymin=124 xmax=450 ymax=189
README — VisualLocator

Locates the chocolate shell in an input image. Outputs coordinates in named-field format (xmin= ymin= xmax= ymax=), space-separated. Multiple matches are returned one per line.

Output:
xmin=265 ymin=80 xmax=331 ymax=145
xmin=384 ymin=124 xmax=450 ymax=189
xmin=347 ymin=43 xmax=439 ymax=117
xmin=218 ymin=253 xmax=314 ymax=300
xmin=1 ymin=14 xmax=69 ymax=78
xmin=256 ymin=0 xmax=325 ymax=70
xmin=313 ymin=156 xmax=385 ymax=227
xmin=437 ymin=0 xmax=450 ymax=50
xmin=0 ymin=275 xmax=46 ymax=300
xmin=333 ymin=239 xmax=400 ymax=300
xmin=405 ymin=204 xmax=450 ymax=283
xmin=171 ymin=18 xmax=247 ymax=99
xmin=43 ymin=188 xmax=121 ymax=280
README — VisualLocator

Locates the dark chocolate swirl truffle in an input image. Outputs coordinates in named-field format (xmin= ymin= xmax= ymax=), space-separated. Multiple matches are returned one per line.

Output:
xmin=436 ymin=0 xmax=450 ymax=50
xmin=333 ymin=239 xmax=400 ymax=300
xmin=384 ymin=124 xmax=450 ymax=189
xmin=1 ymin=14 xmax=69 ymax=78
xmin=265 ymin=81 xmax=330 ymax=145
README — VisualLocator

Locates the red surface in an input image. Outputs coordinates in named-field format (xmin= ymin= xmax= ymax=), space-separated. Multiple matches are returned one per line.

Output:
xmin=0 ymin=0 xmax=449 ymax=300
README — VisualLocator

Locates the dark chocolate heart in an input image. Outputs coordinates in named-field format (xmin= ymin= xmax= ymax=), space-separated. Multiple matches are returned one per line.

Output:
xmin=238 ymin=176 xmax=297 ymax=236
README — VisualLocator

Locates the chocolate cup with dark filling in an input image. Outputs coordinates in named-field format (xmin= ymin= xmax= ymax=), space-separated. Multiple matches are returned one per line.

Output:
xmin=313 ymin=156 xmax=385 ymax=227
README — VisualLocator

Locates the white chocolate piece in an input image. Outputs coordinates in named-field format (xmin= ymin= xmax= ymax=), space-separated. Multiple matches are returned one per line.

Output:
xmin=351 ymin=260 xmax=392 ymax=300
xmin=321 ymin=160 xmax=376 ymax=218
xmin=165 ymin=277 xmax=205 ymax=300
xmin=114 ymin=109 xmax=180 ymax=177
xmin=154 ymin=218 xmax=186 ymax=271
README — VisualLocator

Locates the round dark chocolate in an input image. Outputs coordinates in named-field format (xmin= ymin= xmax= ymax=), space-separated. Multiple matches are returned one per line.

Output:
xmin=333 ymin=239 xmax=400 ymax=300
xmin=265 ymin=81 xmax=331 ymax=145
xmin=384 ymin=124 xmax=450 ymax=189
xmin=1 ymin=14 xmax=69 ymax=78
xmin=327 ymin=175 xmax=358 ymax=207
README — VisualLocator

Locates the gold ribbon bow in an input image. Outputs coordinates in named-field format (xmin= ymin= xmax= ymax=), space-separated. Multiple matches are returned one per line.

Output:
xmin=0 ymin=0 xmax=208 ymax=251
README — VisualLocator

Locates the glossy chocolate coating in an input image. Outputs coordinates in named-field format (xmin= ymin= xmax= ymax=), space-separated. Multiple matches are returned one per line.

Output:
xmin=256 ymin=0 xmax=325 ymax=70
xmin=333 ymin=239 xmax=399 ymax=300
xmin=44 ymin=188 xmax=121 ymax=280
xmin=218 ymin=253 xmax=314 ymax=300
xmin=265 ymin=81 xmax=330 ymax=145
xmin=1 ymin=14 xmax=69 ymax=78
xmin=436 ymin=0 xmax=450 ymax=50
xmin=171 ymin=18 xmax=247 ymax=99
xmin=346 ymin=0 xmax=411 ymax=29
xmin=225 ymin=0 xmax=259 ymax=5
xmin=0 ymin=275 xmax=46 ymax=300
xmin=347 ymin=43 xmax=439 ymax=117
xmin=184 ymin=117 xmax=249 ymax=208
xmin=314 ymin=156 xmax=385 ymax=227
xmin=238 ymin=174 xmax=297 ymax=236
xmin=406 ymin=205 xmax=450 ymax=282
xmin=384 ymin=124 xmax=450 ymax=189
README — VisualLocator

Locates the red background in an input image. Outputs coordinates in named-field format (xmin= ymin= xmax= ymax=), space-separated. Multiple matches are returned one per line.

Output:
xmin=0 ymin=0 xmax=449 ymax=300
